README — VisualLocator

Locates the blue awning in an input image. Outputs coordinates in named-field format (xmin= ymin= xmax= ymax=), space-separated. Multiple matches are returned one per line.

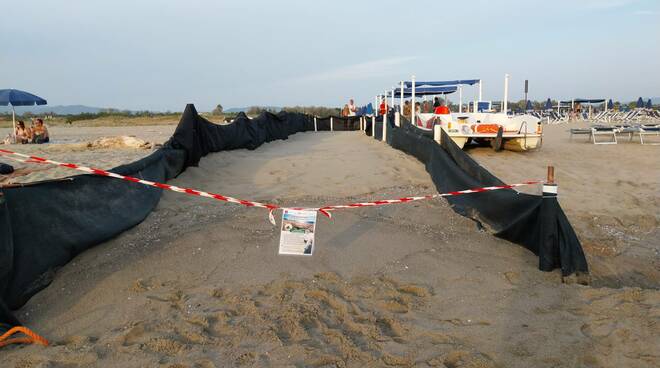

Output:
xmin=389 ymin=86 xmax=457 ymax=97
xmin=403 ymin=79 xmax=480 ymax=88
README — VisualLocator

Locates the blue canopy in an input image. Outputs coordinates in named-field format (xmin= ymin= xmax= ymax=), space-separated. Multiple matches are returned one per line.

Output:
xmin=403 ymin=79 xmax=480 ymax=88
xmin=525 ymin=100 xmax=533 ymax=111
xmin=0 ymin=89 xmax=47 ymax=106
xmin=544 ymin=98 xmax=552 ymax=110
xmin=646 ymin=99 xmax=652 ymax=109
xmin=636 ymin=97 xmax=644 ymax=108
xmin=390 ymin=86 xmax=457 ymax=97
xmin=607 ymin=99 xmax=614 ymax=109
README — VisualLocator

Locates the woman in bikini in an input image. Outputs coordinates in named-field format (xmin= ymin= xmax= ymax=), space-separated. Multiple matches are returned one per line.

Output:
xmin=14 ymin=121 xmax=30 ymax=144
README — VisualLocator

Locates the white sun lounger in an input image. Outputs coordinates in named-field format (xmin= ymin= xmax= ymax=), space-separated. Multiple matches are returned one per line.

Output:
xmin=590 ymin=126 xmax=618 ymax=144
xmin=639 ymin=125 xmax=660 ymax=145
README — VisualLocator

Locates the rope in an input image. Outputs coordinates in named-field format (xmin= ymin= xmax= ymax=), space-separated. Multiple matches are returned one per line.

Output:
xmin=0 ymin=326 xmax=49 ymax=348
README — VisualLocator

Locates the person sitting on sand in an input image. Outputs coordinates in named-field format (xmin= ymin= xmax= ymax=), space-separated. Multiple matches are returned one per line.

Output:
xmin=14 ymin=121 xmax=30 ymax=144
xmin=31 ymin=118 xmax=49 ymax=144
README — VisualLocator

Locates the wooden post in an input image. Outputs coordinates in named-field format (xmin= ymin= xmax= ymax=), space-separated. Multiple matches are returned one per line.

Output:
xmin=382 ymin=114 xmax=387 ymax=142
xmin=543 ymin=165 xmax=557 ymax=197
xmin=314 ymin=117 xmax=318 ymax=132
xmin=330 ymin=116 xmax=334 ymax=131
xmin=371 ymin=116 xmax=375 ymax=137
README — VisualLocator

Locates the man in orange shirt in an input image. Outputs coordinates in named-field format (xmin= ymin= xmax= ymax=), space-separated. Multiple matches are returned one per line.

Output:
xmin=379 ymin=99 xmax=388 ymax=115
xmin=434 ymin=102 xmax=450 ymax=114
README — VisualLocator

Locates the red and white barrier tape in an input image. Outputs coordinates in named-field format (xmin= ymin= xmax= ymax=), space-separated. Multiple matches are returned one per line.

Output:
xmin=0 ymin=148 xmax=541 ymax=224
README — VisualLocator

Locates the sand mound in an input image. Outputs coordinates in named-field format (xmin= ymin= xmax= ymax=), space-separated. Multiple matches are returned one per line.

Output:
xmin=47 ymin=136 xmax=153 ymax=152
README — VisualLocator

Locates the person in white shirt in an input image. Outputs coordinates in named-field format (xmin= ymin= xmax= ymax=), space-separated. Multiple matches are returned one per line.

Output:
xmin=348 ymin=99 xmax=357 ymax=117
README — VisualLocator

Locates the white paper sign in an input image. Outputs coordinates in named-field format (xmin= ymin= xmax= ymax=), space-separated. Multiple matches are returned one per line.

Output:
xmin=278 ymin=209 xmax=317 ymax=256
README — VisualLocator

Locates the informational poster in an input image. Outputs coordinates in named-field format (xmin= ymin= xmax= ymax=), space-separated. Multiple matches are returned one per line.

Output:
xmin=278 ymin=209 xmax=317 ymax=256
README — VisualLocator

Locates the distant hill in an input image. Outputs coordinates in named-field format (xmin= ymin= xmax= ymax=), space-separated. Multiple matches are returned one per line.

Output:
xmin=224 ymin=106 xmax=282 ymax=113
xmin=0 ymin=105 xmax=104 ymax=115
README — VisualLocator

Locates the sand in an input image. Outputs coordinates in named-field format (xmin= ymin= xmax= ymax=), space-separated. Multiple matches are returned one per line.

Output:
xmin=469 ymin=122 xmax=660 ymax=289
xmin=1 ymin=127 xmax=658 ymax=368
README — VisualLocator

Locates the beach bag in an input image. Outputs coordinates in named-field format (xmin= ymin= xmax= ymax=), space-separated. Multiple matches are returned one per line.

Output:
xmin=0 ymin=163 xmax=14 ymax=175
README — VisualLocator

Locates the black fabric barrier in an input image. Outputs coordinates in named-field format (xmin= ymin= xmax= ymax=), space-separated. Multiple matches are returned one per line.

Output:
xmin=314 ymin=116 xmax=361 ymax=132
xmin=0 ymin=105 xmax=586 ymax=331
xmin=0 ymin=105 xmax=352 ymax=330
xmin=384 ymin=120 xmax=588 ymax=276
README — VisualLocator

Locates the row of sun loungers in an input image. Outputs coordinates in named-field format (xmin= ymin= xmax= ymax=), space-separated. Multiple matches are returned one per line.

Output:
xmin=569 ymin=124 xmax=660 ymax=145
xmin=536 ymin=109 xmax=660 ymax=125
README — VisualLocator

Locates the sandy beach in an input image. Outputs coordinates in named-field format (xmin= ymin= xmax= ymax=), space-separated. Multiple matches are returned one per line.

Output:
xmin=1 ymin=124 xmax=658 ymax=367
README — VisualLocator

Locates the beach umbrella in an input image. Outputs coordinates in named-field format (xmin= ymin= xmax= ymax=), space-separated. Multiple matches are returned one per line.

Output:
xmin=0 ymin=89 xmax=47 ymax=137
xmin=525 ymin=100 xmax=533 ymax=111
xmin=636 ymin=97 xmax=644 ymax=108
xmin=544 ymin=98 xmax=552 ymax=111
xmin=646 ymin=99 xmax=652 ymax=109
xmin=607 ymin=99 xmax=614 ymax=109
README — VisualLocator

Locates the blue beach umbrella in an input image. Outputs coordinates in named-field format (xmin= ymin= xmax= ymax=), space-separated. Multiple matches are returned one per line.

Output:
xmin=636 ymin=97 xmax=644 ymax=108
xmin=525 ymin=100 xmax=533 ymax=111
xmin=646 ymin=99 xmax=652 ymax=109
xmin=607 ymin=99 xmax=614 ymax=109
xmin=0 ymin=89 xmax=48 ymax=133
xmin=544 ymin=98 xmax=552 ymax=111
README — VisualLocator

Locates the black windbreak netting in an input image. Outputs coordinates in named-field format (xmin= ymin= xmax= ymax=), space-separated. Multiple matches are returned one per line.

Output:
xmin=372 ymin=115 xmax=588 ymax=277
xmin=314 ymin=116 xmax=361 ymax=131
xmin=0 ymin=105 xmax=351 ymax=331
xmin=0 ymin=105 xmax=587 ymax=331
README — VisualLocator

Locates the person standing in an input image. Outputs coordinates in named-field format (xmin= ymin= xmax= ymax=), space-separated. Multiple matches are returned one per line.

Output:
xmin=348 ymin=99 xmax=357 ymax=117
xmin=403 ymin=101 xmax=411 ymax=118
xmin=379 ymin=98 xmax=387 ymax=116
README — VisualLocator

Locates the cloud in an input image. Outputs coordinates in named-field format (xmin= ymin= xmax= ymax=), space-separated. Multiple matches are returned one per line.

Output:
xmin=294 ymin=56 xmax=417 ymax=83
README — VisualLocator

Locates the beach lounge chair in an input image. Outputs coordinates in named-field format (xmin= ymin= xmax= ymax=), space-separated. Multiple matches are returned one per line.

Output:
xmin=589 ymin=126 xmax=618 ymax=144
xmin=569 ymin=127 xmax=592 ymax=140
xmin=639 ymin=125 xmax=660 ymax=145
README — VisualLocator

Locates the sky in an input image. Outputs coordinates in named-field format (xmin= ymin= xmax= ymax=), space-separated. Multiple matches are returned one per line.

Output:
xmin=1 ymin=0 xmax=659 ymax=111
